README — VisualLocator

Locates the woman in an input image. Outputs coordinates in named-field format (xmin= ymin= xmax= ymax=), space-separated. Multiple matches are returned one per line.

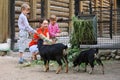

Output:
xmin=29 ymin=19 xmax=51 ymax=60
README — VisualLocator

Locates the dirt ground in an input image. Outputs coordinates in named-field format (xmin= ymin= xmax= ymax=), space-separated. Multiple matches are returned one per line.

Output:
xmin=0 ymin=55 xmax=120 ymax=80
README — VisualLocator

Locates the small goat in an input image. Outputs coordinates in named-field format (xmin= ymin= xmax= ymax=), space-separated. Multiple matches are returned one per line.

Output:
xmin=73 ymin=48 xmax=104 ymax=74
xmin=37 ymin=39 xmax=68 ymax=74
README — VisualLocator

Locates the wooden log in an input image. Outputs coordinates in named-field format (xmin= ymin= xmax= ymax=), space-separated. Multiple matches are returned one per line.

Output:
xmin=50 ymin=6 xmax=69 ymax=13
xmin=51 ymin=0 xmax=69 ymax=4
xmin=50 ymin=11 xmax=69 ymax=17
xmin=58 ymin=23 xmax=69 ymax=27
xmin=36 ymin=4 xmax=41 ymax=8
xmin=37 ymin=0 xmax=41 ymax=3
xmin=15 ymin=1 xmax=23 ymax=7
xmin=15 ymin=6 xmax=21 ymax=13
xmin=50 ymin=1 xmax=69 ymax=8
xmin=36 ymin=9 xmax=41 ymax=15
xmin=60 ymin=27 xmax=68 ymax=32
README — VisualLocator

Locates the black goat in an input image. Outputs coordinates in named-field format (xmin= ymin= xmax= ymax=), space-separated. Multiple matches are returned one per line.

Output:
xmin=37 ymin=39 xmax=68 ymax=74
xmin=73 ymin=48 xmax=104 ymax=74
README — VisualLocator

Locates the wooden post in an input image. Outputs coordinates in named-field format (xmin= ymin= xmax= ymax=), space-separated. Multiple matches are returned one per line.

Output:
xmin=69 ymin=0 xmax=74 ymax=34
xmin=0 ymin=0 xmax=9 ymax=42
xmin=29 ymin=0 xmax=37 ymax=28
xmin=0 ymin=0 xmax=9 ymax=55
xmin=113 ymin=0 xmax=117 ymax=35
xmin=94 ymin=0 xmax=98 ymax=13
xmin=79 ymin=1 xmax=83 ymax=13
xmin=45 ymin=0 xmax=50 ymax=19
xmin=99 ymin=0 xmax=103 ymax=37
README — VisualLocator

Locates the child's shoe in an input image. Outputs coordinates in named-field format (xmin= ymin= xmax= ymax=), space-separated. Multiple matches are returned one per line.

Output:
xmin=19 ymin=58 xmax=24 ymax=64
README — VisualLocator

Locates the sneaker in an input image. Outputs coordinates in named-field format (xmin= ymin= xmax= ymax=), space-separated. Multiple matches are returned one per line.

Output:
xmin=19 ymin=58 xmax=24 ymax=64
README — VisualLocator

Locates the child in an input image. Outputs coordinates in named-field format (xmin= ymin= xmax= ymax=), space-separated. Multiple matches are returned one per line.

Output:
xmin=48 ymin=15 xmax=61 ymax=43
xmin=18 ymin=3 xmax=37 ymax=64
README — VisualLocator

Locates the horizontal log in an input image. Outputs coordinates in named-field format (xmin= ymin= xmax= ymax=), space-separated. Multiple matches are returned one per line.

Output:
xmin=15 ymin=1 xmax=29 ymax=6
xmin=15 ymin=14 xmax=19 ymax=19
xmin=50 ymin=1 xmax=69 ymax=8
xmin=50 ymin=6 xmax=69 ymax=13
xmin=36 ymin=15 xmax=41 ymax=19
xmin=15 ymin=6 xmax=21 ymax=13
xmin=15 ymin=1 xmax=23 ymax=6
xmin=51 ymin=0 xmax=69 ymax=4
xmin=50 ymin=11 xmax=69 ymax=17
xmin=15 ymin=27 xmax=19 ymax=32
xmin=58 ymin=23 xmax=69 ymax=27
xmin=36 ymin=9 xmax=41 ymax=15
xmin=37 ymin=0 xmax=41 ymax=3
xmin=36 ymin=4 xmax=41 ymax=8
xmin=60 ymin=27 xmax=68 ymax=32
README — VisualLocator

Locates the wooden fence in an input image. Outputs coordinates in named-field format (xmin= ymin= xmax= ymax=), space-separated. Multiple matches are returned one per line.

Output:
xmin=78 ymin=0 xmax=118 ymax=37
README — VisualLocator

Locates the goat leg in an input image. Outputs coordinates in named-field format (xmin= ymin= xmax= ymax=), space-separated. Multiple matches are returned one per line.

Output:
xmin=63 ymin=57 xmax=68 ymax=73
xmin=84 ymin=63 xmax=87 ymax=72
xmin=56 ymin=66 xmax=62 ymax=74
xmin=89 ymin=68 xmax=94 ymax=74
xmin=65 ymin=63 xmax=68 ymax=73
xmin=44 ymin=60 xmax=49 ymax=72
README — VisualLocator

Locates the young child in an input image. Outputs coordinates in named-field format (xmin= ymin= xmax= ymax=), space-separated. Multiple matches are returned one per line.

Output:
xmin=18 ymin=3 xmax=37 ymax=64
xmin=48 ymin=15 xmax=61 ymax=43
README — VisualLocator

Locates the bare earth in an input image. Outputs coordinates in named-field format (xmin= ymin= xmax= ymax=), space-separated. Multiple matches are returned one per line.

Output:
xmin=0 ymin=55 xmax=120 ymax=80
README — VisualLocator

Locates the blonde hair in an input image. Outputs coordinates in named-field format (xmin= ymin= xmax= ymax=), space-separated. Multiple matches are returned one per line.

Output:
xmin=21 ymin=3 xmax=30 ymax=11
xmin=50 ymin=15 xmax=57 ymax=21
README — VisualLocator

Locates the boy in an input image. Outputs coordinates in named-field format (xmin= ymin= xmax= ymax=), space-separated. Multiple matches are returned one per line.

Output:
xmin=18 ymin=3 xmax=37 ymax=64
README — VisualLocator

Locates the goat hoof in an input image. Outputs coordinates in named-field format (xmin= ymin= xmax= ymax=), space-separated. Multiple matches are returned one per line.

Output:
xmin=56 ymin=71 xmax=59 ymax=74
xmin=65 ymin=70 xmax=68 ymax=73
xmin=44 ymin=68 xmax=48 ymax=72
xmin=89 ymin=71 xmax=92 ymax=74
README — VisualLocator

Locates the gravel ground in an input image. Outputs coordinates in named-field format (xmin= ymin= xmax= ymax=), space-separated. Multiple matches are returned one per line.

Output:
xmin=0 ymin=54 xmax=120 ymax=80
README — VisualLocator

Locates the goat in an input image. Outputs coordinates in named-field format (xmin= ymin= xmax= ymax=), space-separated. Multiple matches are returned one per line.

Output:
xmin=73 ymin=48 xmax=104 ymax=74
xmin=37 ymin=39 xmax=68 ymax=74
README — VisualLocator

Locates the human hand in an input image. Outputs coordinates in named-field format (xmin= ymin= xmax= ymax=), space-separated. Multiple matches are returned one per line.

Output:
xmin=56 ymin=33 xmax=60 ymax=37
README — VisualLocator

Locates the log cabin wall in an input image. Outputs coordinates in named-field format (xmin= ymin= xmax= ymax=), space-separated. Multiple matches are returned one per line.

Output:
xmin=14 ymin=0 xmax=118 ymax=39
xmin=14 ymin=0 xmax=74 ymax=39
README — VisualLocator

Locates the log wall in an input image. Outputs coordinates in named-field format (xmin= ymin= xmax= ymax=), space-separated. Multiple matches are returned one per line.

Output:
xmin=14 ymin=0 xmax=74 ymax=39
